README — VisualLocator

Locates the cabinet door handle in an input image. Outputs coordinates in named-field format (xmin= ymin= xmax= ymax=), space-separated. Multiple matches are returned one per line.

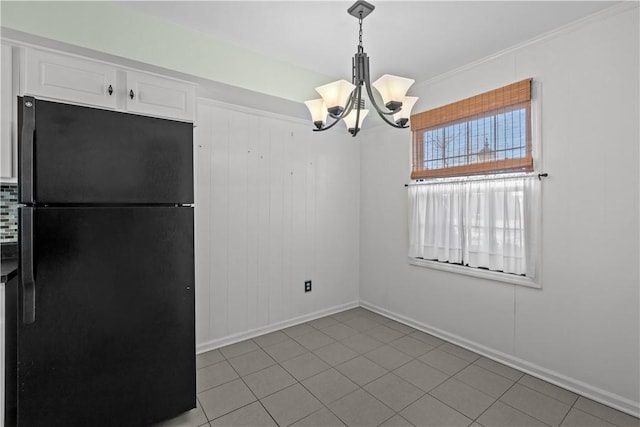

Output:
xmin=129 ymin=89 xmax=134 ymax=100
xmin=108 ymin=84 xmax=113 ymax=96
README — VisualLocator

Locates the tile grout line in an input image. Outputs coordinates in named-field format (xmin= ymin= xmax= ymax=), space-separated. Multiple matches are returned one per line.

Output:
xmin=504 ymin=380 xmax=576 ymax=426
xmin=203 ymin=311 xmax=448 ymax=425
xmin=563 ymin=398 xmax=626 ymax=427
xmin=448 ymin=363 xmax=517 ymax=402
xmin=210 ymin=310 xmax=381 ymax=426
xmin=478 ymin=379 xmax=558 ymax=427
xmin=196 ymin=361 xmax=241 ymax=394
xmin=217 ymin=346 xmax=281 ymax=426
xmin=195 ymin=396 xmax=209 ymax=426
xmin=471 ymin=357 xmax=525 ymax=382
xmin=424 ymin=391 xmax=478 ymax=425
xmin=515 ymin=378 xmax=579 ymax=407
xmin=413 ymin=367 xmax=482 ymax=424
xmin=286 ymin=372 xmax=346 ymax=426
xmin=556 ymin=402 xmax=574 ymax=427
xmin=286 ymin=312 xmax=359 ymax=426
xmin=348 ymin=350 xmax=451 ymax=425
xmin=292 ymin=312 xmax=411 ymax=426
xmin=470 ymin=377 xmax=529 ymax=425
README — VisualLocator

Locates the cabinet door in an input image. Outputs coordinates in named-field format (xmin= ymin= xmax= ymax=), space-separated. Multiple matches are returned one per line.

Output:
xmin=1 ymin=44 xmax=14 ymax=180
xmin=24 ymin=48 xmax=117 ymax=109
xmin=126 ymin=70 xmax=195 ymax=122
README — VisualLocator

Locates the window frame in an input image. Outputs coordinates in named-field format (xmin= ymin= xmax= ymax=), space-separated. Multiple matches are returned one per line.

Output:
xmin=408 ymin=254 xmax=540 ymax=288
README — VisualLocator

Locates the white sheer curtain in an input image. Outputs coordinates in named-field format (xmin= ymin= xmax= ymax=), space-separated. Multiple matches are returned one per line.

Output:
xmin=408 ymin=176 xmax=539 ymax=277
xmin=408 ymin=182 xmax=464 ymax=264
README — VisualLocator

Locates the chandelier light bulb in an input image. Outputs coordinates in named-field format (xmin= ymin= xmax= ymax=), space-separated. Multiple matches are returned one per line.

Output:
xmin=315 ymin=80 xmax=356 ymax=116
xmin=393 ymin=96 xmax=419 ymax=127
xmin=304 ymin=99 xmax=328 ymax=129
xmin=372 ymin=74 xmax=416 ymax=111
xmin=343 ymin=108 xmax=369 ymax=133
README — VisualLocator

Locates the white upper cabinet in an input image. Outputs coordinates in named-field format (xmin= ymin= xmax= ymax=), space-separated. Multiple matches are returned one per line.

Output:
xmin=22 ymin=48 xmax=196 ymax=122
xmin=24 ymin=48 xmax=118 ymax=110
xmin=126 ymin=71 xmax=195 ymax=122
xmin=1 ymin=44 xmax=16 ymax=181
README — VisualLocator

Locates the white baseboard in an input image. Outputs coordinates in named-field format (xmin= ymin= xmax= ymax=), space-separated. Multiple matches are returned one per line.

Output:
xmin=195 ymin=300 xmax=359 ymax=354
xmin=359 ymin=300 xmax=640 ymax=418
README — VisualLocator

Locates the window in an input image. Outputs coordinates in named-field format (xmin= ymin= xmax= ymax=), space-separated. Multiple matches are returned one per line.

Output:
xmin=411 ymin=79 xmax=533 ymax=179
xmin=408 ymin=80 xmax=539 ymax=286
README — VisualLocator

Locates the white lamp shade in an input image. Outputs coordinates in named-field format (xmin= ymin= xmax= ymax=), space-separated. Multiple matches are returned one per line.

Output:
xmin=315 ymin=80 xmax=355 ymax=111
xmin=343 ymin=108 xmax=369 ymax=130
xmin=304 ymin=99 xmax=327 ymax=125
xmin=393 ymin=96 xmax=419 ymax=123
xmin=372 ymin=74 xmax=415 ymax=107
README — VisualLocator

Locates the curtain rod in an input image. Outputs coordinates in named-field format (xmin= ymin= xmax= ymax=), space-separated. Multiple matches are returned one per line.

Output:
xmin=404 ymin=172 xmax=548 ymax=187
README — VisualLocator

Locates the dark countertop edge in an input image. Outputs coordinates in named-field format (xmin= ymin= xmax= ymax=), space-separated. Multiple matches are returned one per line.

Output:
xmin=1 ymin=259 xmax=18 ymax=283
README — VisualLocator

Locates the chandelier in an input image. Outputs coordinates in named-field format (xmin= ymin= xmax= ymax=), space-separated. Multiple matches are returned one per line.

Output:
xmin=304 ymin=0 xmax=418 ymax=136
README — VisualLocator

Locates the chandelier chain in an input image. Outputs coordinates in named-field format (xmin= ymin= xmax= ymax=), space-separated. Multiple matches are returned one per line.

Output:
xmin=358 ymin=13 xmax=363 ymax=52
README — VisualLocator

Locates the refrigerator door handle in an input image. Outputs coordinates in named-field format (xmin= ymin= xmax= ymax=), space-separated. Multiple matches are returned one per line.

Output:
xmin=20 ymin=96 xmax=36 ymax=204
xmin=20 ymin=206 xmax=36 ymax=324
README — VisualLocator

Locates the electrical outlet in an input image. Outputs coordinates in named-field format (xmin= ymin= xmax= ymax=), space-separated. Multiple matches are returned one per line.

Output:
xmin=304 ymin=280 xmax=312 ymax=293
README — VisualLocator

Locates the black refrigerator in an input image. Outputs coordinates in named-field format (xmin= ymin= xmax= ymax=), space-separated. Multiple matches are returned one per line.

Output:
xmin=5 ymin=96 xmax=196 ymax=426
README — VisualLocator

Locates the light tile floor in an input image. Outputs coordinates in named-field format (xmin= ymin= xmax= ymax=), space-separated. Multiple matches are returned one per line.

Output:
xmin=154 ymin=307 xmax=640 ymax=427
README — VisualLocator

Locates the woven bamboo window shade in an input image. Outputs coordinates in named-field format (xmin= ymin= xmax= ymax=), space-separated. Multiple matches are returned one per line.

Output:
xmin=410 ymin=79 xmax=533 ymax=179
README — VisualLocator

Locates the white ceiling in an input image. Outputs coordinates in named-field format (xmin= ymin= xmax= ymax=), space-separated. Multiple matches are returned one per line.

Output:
xmin=122 ymin=1 xmax=617 ymax=85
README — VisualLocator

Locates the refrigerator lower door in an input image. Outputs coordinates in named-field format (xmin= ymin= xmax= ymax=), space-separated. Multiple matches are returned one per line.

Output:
xmin=10 ymin=206 xmax=195 ymax=427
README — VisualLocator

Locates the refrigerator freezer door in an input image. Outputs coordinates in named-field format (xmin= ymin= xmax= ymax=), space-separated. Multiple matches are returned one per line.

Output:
xmin=11 ymin=206 xmax=195 ymax=427
xmin=19 ymin=97 xmax=194 ymax=205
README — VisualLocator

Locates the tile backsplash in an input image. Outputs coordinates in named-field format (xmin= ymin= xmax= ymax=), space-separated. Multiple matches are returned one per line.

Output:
xmin=1 ymin=184 xmax=18 ymax=243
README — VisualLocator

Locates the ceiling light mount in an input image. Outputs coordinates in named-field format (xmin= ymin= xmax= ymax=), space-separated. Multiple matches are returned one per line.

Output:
xmin=304 ymin=1 xmax=418 ymax=136
xmin=347 ymin=0 xmax=375 ymax=20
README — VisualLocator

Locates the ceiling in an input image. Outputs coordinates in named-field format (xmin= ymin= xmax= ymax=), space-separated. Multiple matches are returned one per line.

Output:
xmin=122 ymin=1 xmax=617 ymax=85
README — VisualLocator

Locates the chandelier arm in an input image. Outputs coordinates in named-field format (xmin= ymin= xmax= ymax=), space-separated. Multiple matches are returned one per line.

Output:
xmin=328 ymin=90 xmax=356 ymax=120
xmin=363 ymin=77 xmax=408 ymax=128
xmin=312 ymin=115 xmax=341 ymax=132
xmin=361 ymin=57 xmax=407 ymax=119
xmin=365 ymin=93 xmax=407 ymax=129
xmin=314 ymin=90 xmax=358 ymax=132
xmin=364 ymin=78 xmax=401 ymax=116
xmin=377 ymin=110 xmax=406 ymax=128
xmin=374 ymin=103 xmax=402 ymax=116
xmin=315 ymin=111 xmax=348 ymax=132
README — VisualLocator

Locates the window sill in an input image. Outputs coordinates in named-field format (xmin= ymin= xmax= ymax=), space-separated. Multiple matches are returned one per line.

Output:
xmin=408 ymin=257 xmax=541 ymax=289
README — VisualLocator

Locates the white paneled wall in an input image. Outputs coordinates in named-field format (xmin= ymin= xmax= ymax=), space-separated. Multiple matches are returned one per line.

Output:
xmin=195 ymin=99 xmax=360 ymax=352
